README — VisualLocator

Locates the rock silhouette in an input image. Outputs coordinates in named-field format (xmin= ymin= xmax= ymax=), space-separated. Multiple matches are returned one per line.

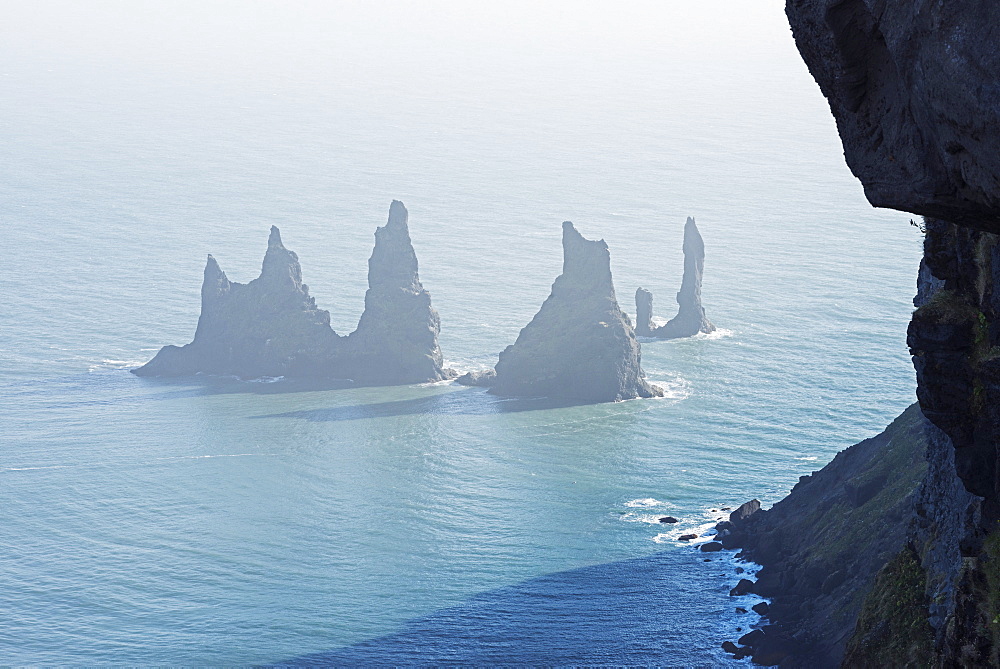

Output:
xmin=133 ymin=201 xmax=453 ymax=385
xmin=636 ymin=217 xmax=714 ymax=339
xmin=488 ymin=221 xmax=662 ymax=402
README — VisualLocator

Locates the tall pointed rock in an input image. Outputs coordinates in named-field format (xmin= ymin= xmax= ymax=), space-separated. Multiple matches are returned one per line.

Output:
xmin=637 ymin=217 xmax=715 ymax=340
xmin=342 ymin=200 xmax=453 ymax=384
xmin=488 ymin=221 xmax=662 ymax=402
xmin=133 ymin=227 xmax=338 ymax=378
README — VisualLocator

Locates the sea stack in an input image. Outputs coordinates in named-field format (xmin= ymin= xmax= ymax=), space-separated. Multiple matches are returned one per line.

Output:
xmin=341 ymin=200 xmax=455 ymax=384
xmin=636 ymin=216 xmax=715 ymax=339
xmin=487 ymin=221 xmax=662 ymax=402
xmin=634 ymin=287 xmax=655 ymax=337
xmin=133 ymin=201 xmax=452 ymax=385
xmin=133 ymin=226 xmax=339 ymax=378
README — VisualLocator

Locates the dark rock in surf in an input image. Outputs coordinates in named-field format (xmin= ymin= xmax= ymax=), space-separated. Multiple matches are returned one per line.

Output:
xmin=488 ymin=221 xmax=663 ymax=402
xmin=730 ymin=579 xmax=755 ymax=597
xmin=738 ymin=628 xmax=766 ymax=648
xmin=636 ymin=217 xmax=715 ymax=340
xmin=658 ymin=516 xmax=679 ymax=524
xmin=730 ymin=499 xmax=761 ymax=524
xmin=700 ymin=541 xmax=724 ymax=552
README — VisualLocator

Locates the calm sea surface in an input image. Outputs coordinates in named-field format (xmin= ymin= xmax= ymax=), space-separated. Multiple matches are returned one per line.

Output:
xmin=0 ymin=3 xmax=921 ymax=665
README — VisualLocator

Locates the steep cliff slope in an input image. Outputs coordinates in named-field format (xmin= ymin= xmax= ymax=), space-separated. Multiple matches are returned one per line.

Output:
xmin=725 ymin=405 xmax=930 ymax=666
xmin=785 ymin=1 xmax=1000 ymax=231
xmin=777 ymin=1 xmax=1000 ymax=664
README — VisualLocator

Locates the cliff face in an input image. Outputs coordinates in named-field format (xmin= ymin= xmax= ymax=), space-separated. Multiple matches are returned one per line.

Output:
xmin=635 ymin=217 xmax=715 ymax=339
xmin=134 ymin=202 xmax=452 ymax=385
xmin=785 ymin=1 xmax=1000 ymax=232
xmin=779 ymin=1 xmax=1000 ymax=664
xmin=726 ymin=405 xmax=930 ymax=666
xmin=489 ymin=221 xmax=662 ymax=402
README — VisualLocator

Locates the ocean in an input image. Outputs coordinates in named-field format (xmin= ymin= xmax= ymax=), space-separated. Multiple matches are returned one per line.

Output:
xmin=0 ymin=2 xmax=921 ymax=664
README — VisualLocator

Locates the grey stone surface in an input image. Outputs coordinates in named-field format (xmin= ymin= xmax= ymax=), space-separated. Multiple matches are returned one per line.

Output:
xmin=636 ymin=217 xmax=714 ymax=339
xmin=489 ymin=221 xmax=663 ymax=402
xmin=340 ymin=200 xmax=456 ymax=385
xmin=455 ymin=369 xmax=497 ymax=387
xmin=785 ymin=1 xmax=1000 ymax=232
xmin=133 ymin=201 xmax=453 ymax=385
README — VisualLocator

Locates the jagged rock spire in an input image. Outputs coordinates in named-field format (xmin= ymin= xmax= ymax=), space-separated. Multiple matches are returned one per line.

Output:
xmin=132 ymin=201 xmax=447 ymax=384
xmin=637 ymin=216 xmax=715 ymax=340
xmin=487 ymin=222 xmax=662 ymax=402
xmin=344 ymin=200 xmax=453 ymax=384
xmin=260 ymin=225 xmax=304 ymax=288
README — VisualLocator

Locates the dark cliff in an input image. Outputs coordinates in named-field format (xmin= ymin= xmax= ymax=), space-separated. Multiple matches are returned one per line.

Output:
xmin=785 ymin=0 xmax=1000 ymax=231
xmin=134 ymin=202 xmax=453 ymax=385
xmin=487 ymin=221 xmax=663 ymax=402
xmin=764 ymin=1 xmax=1000 ymax=665
xmin=724 ymin=405 xmax=930 ymax=666
xmin=635 ymin=216 xmax=715 ymax=339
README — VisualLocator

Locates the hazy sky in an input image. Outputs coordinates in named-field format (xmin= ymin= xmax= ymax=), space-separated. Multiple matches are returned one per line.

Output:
xmin=3 ymin=1 xmax=792 ymax=82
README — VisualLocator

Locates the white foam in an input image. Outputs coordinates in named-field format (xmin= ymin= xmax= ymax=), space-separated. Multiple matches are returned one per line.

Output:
xmin=415 ymin=378 xmax=456 ymax=387
xmin=88 ymin=359 xmax=146 ymax=372
xmin=244 ymin=375 xmax=284 ymax=383
xmin=695 ymin=328 xmax=735 ymax=340
xmin=154 ymin=453 xmax=273 ymax=461
xmin=643 ymin=374 xmax=691 ymax=401
xmin=620 ymin=512 xmax=670 ymax=525
xmin=625 ymin=498 xmax=667 ymax=509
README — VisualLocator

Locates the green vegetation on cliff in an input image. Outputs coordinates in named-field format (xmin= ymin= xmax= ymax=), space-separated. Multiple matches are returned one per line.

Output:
xmin=842 ymin=546 xmax=933 ymax=667
xmin=736 ymin=405 xmax=930 ymax=666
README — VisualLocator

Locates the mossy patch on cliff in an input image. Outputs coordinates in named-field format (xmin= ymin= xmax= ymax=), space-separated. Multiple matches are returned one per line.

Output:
xmin=982 ymin=528 xmax=1000 ymax=662
xmin=914 ymin=289 xmax=979 ymax=327
xmin=842 ymin=546 xmax=933 ymax=667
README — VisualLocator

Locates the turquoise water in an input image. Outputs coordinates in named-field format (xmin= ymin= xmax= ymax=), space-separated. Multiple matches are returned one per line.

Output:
xmin=1 ymin=2 xmax=921 ymax=665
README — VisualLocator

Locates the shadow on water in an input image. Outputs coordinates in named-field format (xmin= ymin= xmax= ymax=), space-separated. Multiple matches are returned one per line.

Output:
xmin=277 ymin=550 xmax=737 ymax=666
xmin=252 ymin=389 xmax=600 ymax=421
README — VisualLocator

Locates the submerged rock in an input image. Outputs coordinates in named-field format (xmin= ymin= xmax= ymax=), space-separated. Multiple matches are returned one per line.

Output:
xmin=489 ymin=221 xmax=662 ymax=402
xmin=636 ymin=217 xmax=714 ymax=339
xmin=133 ymin=201 xmax=452 ymax=385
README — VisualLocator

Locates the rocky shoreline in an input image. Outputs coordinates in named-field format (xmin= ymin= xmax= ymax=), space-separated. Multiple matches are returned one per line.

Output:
xmin=692 ymin=405 xmax=932 ymax=666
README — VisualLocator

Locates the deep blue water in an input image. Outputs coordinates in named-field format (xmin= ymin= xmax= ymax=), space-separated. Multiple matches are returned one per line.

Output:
xmin=0 ymin=2 xmax=921 ymax=665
